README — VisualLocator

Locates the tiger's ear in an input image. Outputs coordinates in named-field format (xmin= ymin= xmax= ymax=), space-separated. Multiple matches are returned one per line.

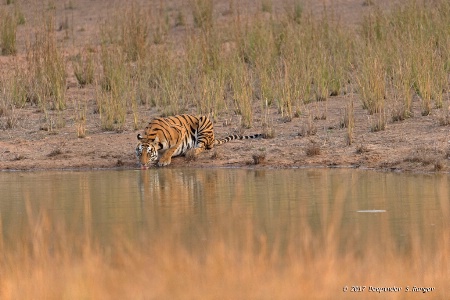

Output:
xmin=137 ymin=134 xmax=143 ymax=140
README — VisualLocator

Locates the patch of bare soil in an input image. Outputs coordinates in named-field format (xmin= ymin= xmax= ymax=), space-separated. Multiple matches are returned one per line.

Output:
xmin=1 ymin=0 xmax=449 ymax=173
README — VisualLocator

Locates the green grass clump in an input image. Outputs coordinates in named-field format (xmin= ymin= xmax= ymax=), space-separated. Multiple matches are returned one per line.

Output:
xmin=192 ymin=0 xmax=213 ymax=30
xmin=26 ymin=14 xmax=67 ymax=111
xmin=120 ymin=3 xmax=150 ymax=61
xmin=97 ymin=46 xmax=129 ymax=131
xmin=233 ymin=12 xmax=351 ymax=121
xmin=1 ymin=11 xmax=17 ymax=55
xmin=355 ymin=48 xmax=386 ymax=115
xmin=144 ymin=47 xmax=186 ymax=116
xmin=358 ymin=0 xmax=449 ymax=120
xmin=14 ymin=6 xmax=26 ymax=25
xmin=100 ymin=2 xmax=151 ymax=62
xmin=230 ymin=56 xmax=253 ymax=128
xmin=0 ymin=82 xmax=16 ymax=129
xmin=0 ymin=69 xmax=30 ymax=128
xmin=4 ymin=0 xmax=444 ymax=134
xmin=72 ymin=49 xmax=95 ymax=87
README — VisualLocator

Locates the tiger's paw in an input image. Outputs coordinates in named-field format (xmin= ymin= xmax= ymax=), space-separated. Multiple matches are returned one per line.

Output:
xmin=157 ymin=159 xmax=171 ymax=167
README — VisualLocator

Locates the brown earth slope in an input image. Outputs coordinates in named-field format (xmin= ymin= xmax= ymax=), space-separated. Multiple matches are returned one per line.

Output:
xmin=0 ymin=0 xmax=449 ymax=172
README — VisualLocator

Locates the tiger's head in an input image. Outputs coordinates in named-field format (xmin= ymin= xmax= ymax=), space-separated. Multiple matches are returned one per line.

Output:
xmin=136 ymin=134 xmax=158 ymax=169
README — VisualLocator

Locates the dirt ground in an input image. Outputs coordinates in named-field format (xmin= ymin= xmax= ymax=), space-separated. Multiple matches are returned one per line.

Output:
xmin=1 ymin=0 xmax=449 ymax=173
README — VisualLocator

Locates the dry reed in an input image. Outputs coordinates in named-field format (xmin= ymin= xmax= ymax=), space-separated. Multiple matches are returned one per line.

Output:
xmin=0 ymin=0 xmax=449 ymax=136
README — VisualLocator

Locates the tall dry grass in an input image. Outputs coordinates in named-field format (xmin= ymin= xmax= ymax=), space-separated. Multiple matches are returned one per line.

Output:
xmin=89 ymin=0 xmax=355 ymax=129
xmin=96 ymin=45 xmax=130 ymax=131
xmin=0 ymin=72 xmax=24 ymax=129
xmin=358 ymin=0 xmax=450 ymax=119
xmin=118 ymin=1 xmax=150 ymax=62
xmin=72 ymin=47 xmax=95 ymax=87
xmin=192 ymin=0 xmax=214 ymax=30
xmin=1 ymin=0 xmax=449 ymax=134
xmin=0 ymin=10 xmax=17 ymax=55
xmin=341 ymin=98 xmax=355 ymax=145
xmin=25 ymin=13 xmax=67 ymax=111
xmin=118 ymin=0 xmax=448 ymax=131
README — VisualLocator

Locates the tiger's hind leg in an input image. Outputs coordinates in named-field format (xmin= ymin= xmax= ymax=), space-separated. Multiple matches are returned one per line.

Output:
xmin=185 ymin=146 xmax=206 ymax=161
xmin=185 ymin=138 xmax=213 ymax=161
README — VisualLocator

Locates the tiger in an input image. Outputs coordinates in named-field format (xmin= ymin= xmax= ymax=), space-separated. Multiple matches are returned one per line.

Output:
xmin=135 ymin=114 xmax=263 ymax=168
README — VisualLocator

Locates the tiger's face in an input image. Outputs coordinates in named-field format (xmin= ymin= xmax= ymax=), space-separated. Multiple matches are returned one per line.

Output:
xmin=136 ymin=134 xmax=158 ymax=169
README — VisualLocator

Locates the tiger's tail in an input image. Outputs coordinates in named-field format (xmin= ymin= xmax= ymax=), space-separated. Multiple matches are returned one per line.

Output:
xmin=214 ymin=133 xmax=263 ymax=146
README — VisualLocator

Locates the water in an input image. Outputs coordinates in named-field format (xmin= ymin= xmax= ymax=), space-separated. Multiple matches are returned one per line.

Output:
xmin=0 ymin=168 xmax=447 ymax=252
xmin=1 ymin=168 xmax=448 ymax=298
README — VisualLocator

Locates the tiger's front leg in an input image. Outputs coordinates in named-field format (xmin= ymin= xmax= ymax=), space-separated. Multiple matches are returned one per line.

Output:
xmin=157 ymin=126 xmax=186 ymax=166
xmin=157 ymin=153 xmax=173 ymax=166
xmin=157 ymin=146 xmax=181 ymax=166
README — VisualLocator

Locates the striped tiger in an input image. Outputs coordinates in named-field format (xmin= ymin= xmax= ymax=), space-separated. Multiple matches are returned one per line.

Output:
xmin=135 ymin=114 xmax=262 ymax=168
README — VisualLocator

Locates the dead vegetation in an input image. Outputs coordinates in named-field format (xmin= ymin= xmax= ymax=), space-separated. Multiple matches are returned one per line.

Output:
xmin=305 ymin=140 xmax=321 ymax=156
xmin=251 ymin=152 xmax=266 ymax=164
xmin=404 ymin=147 xmax=447 ymax=170
xmin=0 ymin=0 xmax=449 ymax=172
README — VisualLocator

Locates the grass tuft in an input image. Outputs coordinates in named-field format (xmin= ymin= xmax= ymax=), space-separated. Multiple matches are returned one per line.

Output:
xmin=72 ymin=49 xmax=95 ymax=87
xmin=192 ymin=0 xmax=213 ymax=30
xmin=305 ymin=140 xmax=320 ymax=156
xmin=97 ymin=45 xmax=129 ymax=131
xmin=25 ymin=13 xmax=67 ymax=111
xmin=0 ymin=11 xmax=17 ymax=55
xmin=299 ymin=114 xmax=317 ymax=137
xmin=252 ymin=152 xmax=266 ymax=164
xmin=342 ymin=100 xmax=355 ymax=145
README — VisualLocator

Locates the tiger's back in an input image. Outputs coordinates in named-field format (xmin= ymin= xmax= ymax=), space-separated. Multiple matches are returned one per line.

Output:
xmin=145 ymin=114 xmax=214 ymax=145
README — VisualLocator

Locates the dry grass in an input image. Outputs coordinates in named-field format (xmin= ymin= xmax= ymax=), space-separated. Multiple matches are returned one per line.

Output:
xmin=251 ymin=152 xmax=266 ymax=164
xmin=0 ymin=10 xmax=17 ymax=55
xmin=74 ymin=94 xmax=88 ymax=138
xmin=356 ymin=143 xmax=370 ymax=154
xmin=341 ymin=99 xmax=355 ymax=145
xmin=192 ymin=0 xmax=214 ymax=30
xmin=404 ymin=147 xmax=447 ymax=168
xmin=299 ymin=113 xmax=317 ymax=137
xmin=0 ymin=69 xmax=28 ymax=129
xmin=438 ymin=106 xmax=450 ymax=126
xmin=47 ymin=148 xmax=62 ymax=157
xmin=355 ymin=49 xmax=386 ymax=115
xmin=370 ymin=111 xmax=387 ymax=132
xmin=262 ymin=123 xmax=276 ymax=139
xmin=0 ymin=0 xmax=449 ymax=138
xmin=72 ymin=48 xmax=95 ymax=87
xmin=23 ymin=13 xmax=67 ymax=112
xmin=96 ymin=45 xmax=129 ymax=131
xmin=305 ymin=140 xmax=320 ymax=156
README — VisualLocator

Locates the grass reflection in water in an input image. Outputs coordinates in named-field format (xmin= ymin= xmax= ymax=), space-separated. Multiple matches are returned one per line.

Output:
xmin=0 ymin=169 xmax=448 ymax=299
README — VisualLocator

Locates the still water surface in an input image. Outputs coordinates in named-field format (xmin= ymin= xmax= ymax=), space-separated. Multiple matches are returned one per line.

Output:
xmin=0 ymin=168 xmax=448 ymax=254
